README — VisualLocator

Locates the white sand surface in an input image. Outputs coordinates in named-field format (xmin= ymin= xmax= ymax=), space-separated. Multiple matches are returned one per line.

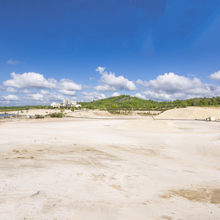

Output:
xmin=0 ymin=118 xmax=220 ymax=219
xmin=66 ymin=109 xmax=146 ymax=119
xmin=157 ymin=107 xmax=220 ymax=120
xmin=1 ymin=109 xmax=71 ymax=116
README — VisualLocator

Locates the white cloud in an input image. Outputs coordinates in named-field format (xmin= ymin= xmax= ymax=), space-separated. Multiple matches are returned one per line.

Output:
xmin=0 ymin=85 xmax=5 ymax=90
xmin=40 ymin=90 xmax=50 ymax=95
xmin=89 ymin=77 xmax=95 ymax=81
xmin=3 ymin=72 xmax=57 ymax=89
xmin=136 ymin=72 xmax=220 ymax=101
xmin=59 ymin=79 xmax=82 ymax=91
xmin=47 ymin=93 xmax=65 ymax=101
xmin=82 ymin=91 xmax=106 ymax=102
xmin=96 ymin=66 xmax=106 ymax=74
xmin=3 ymin=95 xmax=19 ymax=101
xmin=3 ymin=72 xmax=82 ymax=92
xmin=112 ymin=92 xmax=121 ymax=97
xmin=26 ymin=93 xmax=44 ymax=101
xmin=95 ymin=67 xmax=137 ymax=91
xmin=6 ymin=87 xmax=18 ymax=93
xmin=134 ymin=93 xmax=146 ymax=99
xmin=21 ymin=89 xmax=31 ymax=94
xmin=136 ymin=79 xmax=148 ymax=87
xmin=210 ymin=70 xmax=220 ymax=82
xmin=7 ymin=60 xmax=19 ymax=65
xmin=143 ymin=73 xmax=203 ymax=93
xmin=95 ymin=84 xmax=116 ymax=92
xmin=83 ymin=85 xmax=91 ymax=89
xmin=58 ymin=90 xmax=76 ymax=96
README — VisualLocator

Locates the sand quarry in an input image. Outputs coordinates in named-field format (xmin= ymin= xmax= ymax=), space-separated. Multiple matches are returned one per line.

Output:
xmin=0 ymin=108 xmax=220 ymax=219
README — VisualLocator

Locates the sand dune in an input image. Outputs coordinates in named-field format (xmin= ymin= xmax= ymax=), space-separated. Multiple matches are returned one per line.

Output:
xmin=156 ymin=107 xmax=220 ymax=120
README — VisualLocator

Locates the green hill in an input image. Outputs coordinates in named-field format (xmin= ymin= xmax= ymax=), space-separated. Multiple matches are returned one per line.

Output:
xmin=1 ymin=95 xmax=220 ymax=112
xmin=79 ymin=95 xmax=220 ymax=111
xmin=79 ymin=95 xmax=159 ymax=110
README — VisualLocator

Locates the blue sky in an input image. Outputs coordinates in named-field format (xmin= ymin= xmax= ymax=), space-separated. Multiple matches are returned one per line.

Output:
xmin=1 ymin=0 xmax=220 ymax=105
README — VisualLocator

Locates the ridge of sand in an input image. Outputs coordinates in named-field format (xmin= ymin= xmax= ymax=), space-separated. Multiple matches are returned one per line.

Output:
xmin=156 ymin=107 xmax=220 ymax=120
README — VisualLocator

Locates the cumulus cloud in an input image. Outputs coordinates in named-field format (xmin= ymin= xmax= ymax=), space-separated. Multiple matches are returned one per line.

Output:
xmin=7 ymin=60 xmax=19 ymax=65
xmin=21 ymin=89 xmax=31 ymax=94
xmin=0 ymin=85 xmax=5 ymax=90
xmin=89 ymin=77 xmax=95 ymax=81
xmin=4 ymin=72 xmax=57 ymax=89
xmin=40 ymin=90 xmax=50 ymax=95
xmin=3 ymin=95 xmax=19 ymax=101
xmin=134 ymin=93 xmax=146 ymax=99
xmin=136 ymin=72 xmax=220 ymax=101
xmin=95 ymin=84 xmax=116 ymax=92
xmin=6 ymin=87 xmax=18 ymax=93
xmin=112 ymin=92 xmax=121 ymax=97
xmin=83 ymin=85 xmax=91 ymax=89
xmin=82 ymin=91 xmax=106 ymax=102
xmin=47 ymin=93 xmax=65 ymax=101
xmin=95 ymin=67 xmax=137 ymax=91
xmin=59 ymin=79 xmax=82 ymax=91
xmin=210 ymin=70 xmax=220 ymax=82
xmin=3 ymin=72 xmax=82 ymax=92
xmin=26 ymin=93 xmax=44 ymax=101
xmin=58 ymin=90 xmax=76 ymax=96
xmin=96 ymin=66 xmax=106 ymax=74
xmin=136 ymin=79 xmax=148 ymax=87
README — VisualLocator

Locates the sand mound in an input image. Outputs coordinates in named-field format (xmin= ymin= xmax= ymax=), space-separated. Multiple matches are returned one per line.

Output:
xmin=67 ymin=109 xmax=114 ymax=118
xmin=117 ymin=119 xmax=179 ymax=132
xmin=156 ymin=107 xmax=220 ymax=120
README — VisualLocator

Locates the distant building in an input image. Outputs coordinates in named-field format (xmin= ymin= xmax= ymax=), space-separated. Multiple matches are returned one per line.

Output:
xmin=74 ymin=104 xmax=82 ymax=108
xmin=63 ymin=98 xmax=72 ymax=107
xmin=51 ymin=102 xmax=60 ymax=108
xmin=209 ymin=117 xmax=215 ymax=121
xmin=51 ymin=99 xmax=81 ymax=108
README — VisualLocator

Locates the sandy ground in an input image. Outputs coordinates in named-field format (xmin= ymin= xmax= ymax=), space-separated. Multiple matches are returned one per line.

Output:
xmin=0 ymin=118 xmax=220 ymax=219
xmin=157 ymin=107 xmax=220 ymax=120
xmin=0 ymin=109 xmax=160 ymax=119
xmin=0 ymin=109 xmax=72 ymax=116
xmin=66 ymin=110 xmax=159 ymax=119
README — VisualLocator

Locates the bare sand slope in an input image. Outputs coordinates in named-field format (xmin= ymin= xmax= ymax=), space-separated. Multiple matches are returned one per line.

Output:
xmin=157 ymin=107 xmax=220 ymax=120
xmin=67 ymin=109 xmax=114 ymax=118
xmin=67 ymin=109 xmax=145 ymax=119
xmin=0 ymin=118 xmax=220 ymax=219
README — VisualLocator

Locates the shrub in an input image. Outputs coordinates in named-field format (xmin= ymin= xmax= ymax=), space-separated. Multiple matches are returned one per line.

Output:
xmin=49 ymin=113 xmax=63 ymax=118
xmin=35 ymin=114 xmax=44 ymax=119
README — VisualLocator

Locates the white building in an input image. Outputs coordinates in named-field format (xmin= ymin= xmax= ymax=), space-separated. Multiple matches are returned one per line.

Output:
xmin=51 ymin=102 xmax=60 ymax=108
xmin=74 ymin=104 xmax=82 ymax=108
xmin=62 ymin=99 xmax=81 ymax=108
xmin=63 ymin=98 xmax=71 ymax=107
xmin=51 ymin=99 xmax=81 ymax=108
xmin=209 ymin=117 xmax=215 ymax=121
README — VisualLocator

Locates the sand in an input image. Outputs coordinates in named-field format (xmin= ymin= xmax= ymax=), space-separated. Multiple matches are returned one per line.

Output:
xmin=156 ymin=107 xmax=220 ymax=120
xmin=0 ymin=117 xmax=220 ymax=219
xmin=0 ymin=109 xmax=160 ymax=119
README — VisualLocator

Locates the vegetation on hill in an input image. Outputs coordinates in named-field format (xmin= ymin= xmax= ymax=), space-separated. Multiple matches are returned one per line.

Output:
xmin=79 ymin=95 xmax=220 ymax=111
xmin=1 ymin=95 xmax=220 ymax=112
